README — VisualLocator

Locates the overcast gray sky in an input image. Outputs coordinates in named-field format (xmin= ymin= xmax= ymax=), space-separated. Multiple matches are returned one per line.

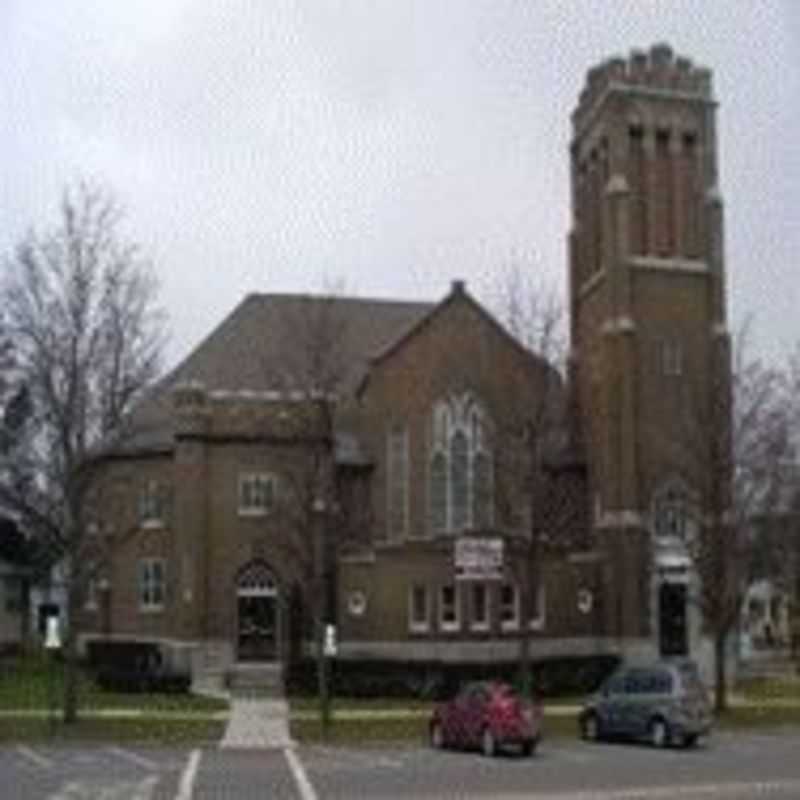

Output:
xmin=2 ymin=0 xmax=798 ymax=368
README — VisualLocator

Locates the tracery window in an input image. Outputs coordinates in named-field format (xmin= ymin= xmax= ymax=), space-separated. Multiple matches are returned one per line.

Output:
xmin=429 ymin=394 xmax=493 ymax=534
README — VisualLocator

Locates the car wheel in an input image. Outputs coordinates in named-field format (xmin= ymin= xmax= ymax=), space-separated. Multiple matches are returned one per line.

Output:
xmin=521 ymin=737 xmax=537 ymax=757
xmin=481 ymin=727 xmax=497 ymax=757
xmin=581 ymin=712 xmax=600 ymax=742
xmin=648 ymin=717 xmax=669 ymax=749
xmin=430 ymin=722 xmax=445 ymax=750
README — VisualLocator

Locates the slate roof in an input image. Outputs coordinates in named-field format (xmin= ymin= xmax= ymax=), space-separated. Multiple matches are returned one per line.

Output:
xmin=124 ymin=293 xmax=434 ymax=453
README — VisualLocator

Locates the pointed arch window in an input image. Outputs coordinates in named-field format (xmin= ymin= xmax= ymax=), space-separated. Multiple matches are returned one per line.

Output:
xmin=428 ymin=394 xmax=494 ymax=535
xmin=652 ymin=480 xmax=691 ymax=543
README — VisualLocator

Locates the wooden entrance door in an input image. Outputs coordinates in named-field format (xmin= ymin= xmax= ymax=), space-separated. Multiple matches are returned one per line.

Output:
xmin=236 ymin=561 xmax=280 ymax=662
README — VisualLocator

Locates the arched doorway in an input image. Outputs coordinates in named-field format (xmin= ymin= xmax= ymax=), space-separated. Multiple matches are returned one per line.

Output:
xmin=236 ymin=561 xmax=280 ymax=662
xmin=651 ymin=480 xmax=693 ymax=658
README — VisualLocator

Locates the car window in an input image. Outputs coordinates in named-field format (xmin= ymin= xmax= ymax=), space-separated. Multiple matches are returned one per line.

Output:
xmin=624 ymin=670 xmax=645 ymax=694
xmin=654 ymin=670 xmax=674 ymax=693
xmin=604 ymin=673 xmax=626 ymax=695
xmin=637 ymin=668 xmax=672 ymax=693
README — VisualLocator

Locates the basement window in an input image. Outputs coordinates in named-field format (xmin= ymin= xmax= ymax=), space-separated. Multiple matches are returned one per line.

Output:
xmin=409 ymin=584 xmax=430 ymax=633
xmin=439 ymin=584 xmax=461 ymax=632
xmin=469 ymin=583 xmax=490 ymax=632
xmin=500 ymin=582 xmax=520 ymax=631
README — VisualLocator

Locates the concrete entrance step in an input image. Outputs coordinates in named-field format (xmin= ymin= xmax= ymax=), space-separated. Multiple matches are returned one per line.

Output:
xmin=228 ymin=662 xmax=284 ymax=696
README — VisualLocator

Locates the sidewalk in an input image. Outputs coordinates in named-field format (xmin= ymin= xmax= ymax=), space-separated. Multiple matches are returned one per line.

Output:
xmin=220 ymin=697 xmax=294 ymax=749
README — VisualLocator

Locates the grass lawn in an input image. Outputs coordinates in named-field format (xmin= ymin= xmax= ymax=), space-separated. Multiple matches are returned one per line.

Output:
xmin=289 ymin=696 xmax=433 ymax=713
xmin=0 ymin=656 xmax=228 ymax=714
xmin=717 ymin=704 xmax=800 ymax=731
xmin=0 ymin=716 xmax=225 ymax=745
xmin=290 ymin=711 xmax=578 ymax=746
xmin=736 ymin=676 xmax=800 ymax=703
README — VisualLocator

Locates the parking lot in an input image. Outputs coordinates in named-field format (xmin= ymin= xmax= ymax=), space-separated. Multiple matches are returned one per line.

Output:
xmin=5 ymin=731 xmax=800 ymax=799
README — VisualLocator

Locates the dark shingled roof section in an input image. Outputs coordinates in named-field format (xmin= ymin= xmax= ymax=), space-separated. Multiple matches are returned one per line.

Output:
xmin=124 ymin=293 xmax=434 ymax=453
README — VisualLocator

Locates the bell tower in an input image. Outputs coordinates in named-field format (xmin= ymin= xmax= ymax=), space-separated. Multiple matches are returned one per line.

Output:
xmin=568 ymin=44 xmax=729 ymax=657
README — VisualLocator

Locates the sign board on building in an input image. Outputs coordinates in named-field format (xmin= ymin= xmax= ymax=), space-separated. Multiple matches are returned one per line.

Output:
xmin=454 ymin=536 xmax=504 ymax=581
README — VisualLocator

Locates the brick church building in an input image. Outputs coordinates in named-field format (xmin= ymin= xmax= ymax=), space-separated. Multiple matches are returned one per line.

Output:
xmin=78 ymin=44 xmax=731 ymax=688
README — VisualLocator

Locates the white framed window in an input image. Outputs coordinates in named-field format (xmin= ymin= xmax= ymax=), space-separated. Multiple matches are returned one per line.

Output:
xmin=500 ymin=582 xmax=520 ymax=631
xmin=387 ymin=424 xmax=409 ymax=540
xmin=139 ymin=481 xmax=168 ymax=528
xmin=138 ymin=558 xmax=165 ymax=612
xmin=662 ymin=340 xmax=683 ymax=376
xmin=438 ymin=584 xmax=461 ymax=632
xmin=428 ymin=395 xmax=494 ymax=535
xmin=408 ymin=584 xmax=430 ymax=633
xmin=84 ymin=573 xmax=98 ymax=612
xmin=528 ymin=584 xmax=547 ymax=631
xmin=652 ymin=481 xmax=690 ymax=543
xmin=238 ymin=473 xmax=276 ymax=516
xmin=469 ymin=583 xmax=490 ymax=632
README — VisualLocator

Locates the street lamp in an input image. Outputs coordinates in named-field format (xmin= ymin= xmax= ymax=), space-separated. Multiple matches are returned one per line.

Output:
xmin=43 ymin=614 xmax=61 ymax=735
xmin=98 ymin=577 xmax=112 ymax=637
xmin=312 ymin=496 xmax=333 ymax=736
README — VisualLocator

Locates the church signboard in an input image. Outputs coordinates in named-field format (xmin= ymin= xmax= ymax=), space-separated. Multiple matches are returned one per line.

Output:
xmin=454 ymin=536 xmax=504 ymax=581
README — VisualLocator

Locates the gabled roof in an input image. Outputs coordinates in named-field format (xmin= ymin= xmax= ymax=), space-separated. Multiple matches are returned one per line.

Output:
xmin=125 ymin=293 xmax=433 ymax=451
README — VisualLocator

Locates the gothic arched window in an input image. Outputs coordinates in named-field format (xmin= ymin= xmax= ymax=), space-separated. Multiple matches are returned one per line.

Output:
xmin=428 ymin=394 xmax=493 ymax=534
xmin=652 ymin=481 xmax=690 ymax=543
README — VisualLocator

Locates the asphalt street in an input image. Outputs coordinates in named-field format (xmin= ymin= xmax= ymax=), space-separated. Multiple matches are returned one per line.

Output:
xmin=4 ymin=731 xmax=800 ymax=799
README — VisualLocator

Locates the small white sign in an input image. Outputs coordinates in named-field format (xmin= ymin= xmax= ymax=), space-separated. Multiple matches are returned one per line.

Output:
xmin=323 ymin=623 xmax=338 ymax=657
xmin=44 ymin=615 xmax=61 ymax=650
xmin=454 ymin=536 xmax=504 ymax=581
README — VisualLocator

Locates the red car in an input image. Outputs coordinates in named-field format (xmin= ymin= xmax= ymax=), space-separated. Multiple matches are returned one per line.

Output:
xmin=429 ymin=681 xmax=543 ymax=757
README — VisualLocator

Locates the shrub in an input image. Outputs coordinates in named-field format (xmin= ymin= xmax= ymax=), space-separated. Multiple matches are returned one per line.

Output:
xmin=286 ymin=654 xmax=620 ymax=700
xmin=87 ymin=639 xmax=190 ymax=694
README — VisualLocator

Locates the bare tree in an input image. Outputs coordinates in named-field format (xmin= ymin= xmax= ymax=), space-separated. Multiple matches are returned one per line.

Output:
xmin=262 ymin=288 xmax=353 ymax=735
xmin=662 ymin=325 xmax=793 ymax=712
xmin=0 ymin=182 xmax=166 ymax=723
xmin=495 ymin=267 xmax=573 ymax=696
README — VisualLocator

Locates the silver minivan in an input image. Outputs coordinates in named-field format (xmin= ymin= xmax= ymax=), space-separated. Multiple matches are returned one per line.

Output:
xmin=578 ymin=660 xmax=713 ymax=748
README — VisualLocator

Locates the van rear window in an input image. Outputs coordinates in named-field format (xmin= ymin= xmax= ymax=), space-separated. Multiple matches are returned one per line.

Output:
xmin=678 ymin=663 xmax=705 ymax=693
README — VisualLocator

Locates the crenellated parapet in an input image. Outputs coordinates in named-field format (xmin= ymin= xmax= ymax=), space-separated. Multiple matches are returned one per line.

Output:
xmin=573 ymin=43 xmax=714 ymax=136
xmin=172 ymin=383 xmax=329 ymax=441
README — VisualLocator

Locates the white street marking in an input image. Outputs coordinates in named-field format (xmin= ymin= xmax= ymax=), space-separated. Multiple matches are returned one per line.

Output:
xmin=124 ymin=775 xmax=159 ymax=800
xmin=495 ymin=779 xmax=800 ymax=800
xmin=175 ymin=749 xmax=201 ymax=800
xmin=47 ymin=776 xmax=158 ymax=800
xmin=16 ymin=745 xmax=53 ymax=769
xmin=285 ymin=746 xmax=318 ymax=800
xmin=106 ymin=746 xmax=159 ymax=771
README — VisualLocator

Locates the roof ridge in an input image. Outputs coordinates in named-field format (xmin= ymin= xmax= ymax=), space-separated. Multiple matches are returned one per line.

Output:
xmin=243 ymin=291 xmax=435 ymax=308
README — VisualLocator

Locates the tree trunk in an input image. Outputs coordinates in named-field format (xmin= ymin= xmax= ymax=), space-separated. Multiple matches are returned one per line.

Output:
xmin=316 ymin=616 xmax=331 ymax=736
xmin=517 ymin=570 xmax=534 ymax=698
xmin=713 ymin=629 xmax=728 ymax=714
xmin=62 ymin=582 xmax=79 ymax=724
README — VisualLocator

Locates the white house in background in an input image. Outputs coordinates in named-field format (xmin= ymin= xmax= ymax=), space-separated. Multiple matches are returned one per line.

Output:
xmin=742 ymin=579 xmax=790 ymax=652
xmin=29 ymin=560 xmax=68 ymax=643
